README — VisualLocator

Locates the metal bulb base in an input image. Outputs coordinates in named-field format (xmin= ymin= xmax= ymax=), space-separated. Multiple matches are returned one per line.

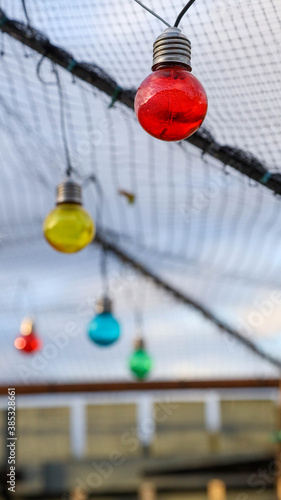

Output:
xmin=56 ymin=179 xmax=82 ymax=205
xmin=134 ymin=337 xmax=145 ymax=350
xmin=96 ymin=296 xmax=113 ymax=314
xmin=152 ymin=27 xmax=192 ymax=71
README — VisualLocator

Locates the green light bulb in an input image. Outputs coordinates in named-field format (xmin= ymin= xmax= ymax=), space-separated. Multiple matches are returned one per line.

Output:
xmin=129 ymin=338 xmax=153 ymax=380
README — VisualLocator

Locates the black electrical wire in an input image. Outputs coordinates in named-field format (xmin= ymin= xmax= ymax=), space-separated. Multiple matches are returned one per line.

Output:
xmin=101 ymin=245 xmax=109 ymax=296
xmin=134 ymin=0 xmax=171 ymax=27
xmin=174 ymin=0 xmax=197 ymax=27
xmin=134 ymin=0 xmax=198 ymax=29
xmin=36 ymin=56 xmax=73 ymax=177
xmin=52 ymin=64 xmax=72 ymax=177
xmin=21 ymin=0 xmax=32 ymax=28
xmin=82 ymin=174 xmax=105 ymax=229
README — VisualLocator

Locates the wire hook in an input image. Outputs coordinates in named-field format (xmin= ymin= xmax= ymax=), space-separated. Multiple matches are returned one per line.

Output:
xmin=36 ymin=53 xmax=56 ymax=85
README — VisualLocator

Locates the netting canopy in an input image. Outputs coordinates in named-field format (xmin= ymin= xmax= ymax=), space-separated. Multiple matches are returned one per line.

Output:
xmin=1 ymin=0 xmax=281 ymax=385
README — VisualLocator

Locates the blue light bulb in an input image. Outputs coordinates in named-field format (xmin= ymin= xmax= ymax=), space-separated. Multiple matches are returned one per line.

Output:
xmin=88 ymin=295 xmax=121 ymax=347
xmin=88 ymin=312 xmax=120 ymax=346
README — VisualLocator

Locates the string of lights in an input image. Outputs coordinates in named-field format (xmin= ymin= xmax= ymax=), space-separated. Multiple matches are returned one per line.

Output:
xmin=0 ymin=0 xmax=281 ymax=382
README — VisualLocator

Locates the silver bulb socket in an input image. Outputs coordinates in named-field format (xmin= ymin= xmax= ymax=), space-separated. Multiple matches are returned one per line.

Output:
xmin=56 ymin=179 xmax=82 ymax=205
xmin=152 ymin=27 xmax=191 ymax=71
xmin=96 ymin=296 xmax=112 ymax=314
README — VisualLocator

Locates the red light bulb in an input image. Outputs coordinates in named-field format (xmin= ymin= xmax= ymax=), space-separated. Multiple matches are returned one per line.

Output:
xmin=135 ymin=27 xmax=208 ymax=142
xmin=14 ymin=332 xmax=42 ymax=353
xmin=14 ymin=318 xmax=42 ymax=354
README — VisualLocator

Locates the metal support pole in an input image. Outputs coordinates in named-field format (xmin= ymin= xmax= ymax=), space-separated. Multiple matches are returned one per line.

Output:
xmin=137 ymin=396 xmax=155 ymax=456
xmin=205 ymin=392 xmax=221 ymax=452
xmin=70 ymin=399 xmax=86 ymax=459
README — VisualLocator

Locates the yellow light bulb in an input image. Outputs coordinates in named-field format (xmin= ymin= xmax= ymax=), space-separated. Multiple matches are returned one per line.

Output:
xmin=43 ymin=202 xmax=95 ymax=253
